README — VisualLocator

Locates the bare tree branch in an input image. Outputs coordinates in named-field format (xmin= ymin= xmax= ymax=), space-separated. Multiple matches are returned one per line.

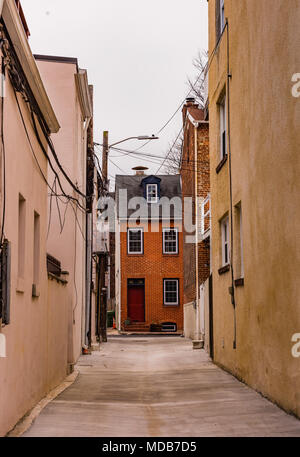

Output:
xmin=163 ymin=50 xmax=208 ymax=174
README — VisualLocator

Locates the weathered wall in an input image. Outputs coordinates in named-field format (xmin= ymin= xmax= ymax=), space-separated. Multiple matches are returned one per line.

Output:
xmin=180 ymin=107 xmax=210 ymax=341
xmin=0 ymin=71 xmax=69 ymax=436
xmin=184 ymin=302 xmax=197 ymax=339
xmin=36 ymin=58 xmax=87 ymax=363
xmin=46 ymin=278 xmax=69 ymax=391
xmin=208 ymin=0 xmax=300 ymax=417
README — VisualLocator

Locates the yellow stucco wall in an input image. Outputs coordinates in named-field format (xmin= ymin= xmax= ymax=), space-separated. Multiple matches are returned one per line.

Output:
xmin=208 ymin=0 xmax=300 ymax=417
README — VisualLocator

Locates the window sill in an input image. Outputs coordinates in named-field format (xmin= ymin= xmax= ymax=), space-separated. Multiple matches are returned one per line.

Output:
xmin=235 ymin=278 xmax=244 ymax=287
xmin=127 ymin=253 xmax=144 ymax=257
xmin=216 ymin=155 xmax=228 ymax=174
xmin=218 ymin=264 xmax=230 ymax=275
xmin=163 ymin=304 xmax=180 ymax=307
xmin=48 ymin=272 xmax=68 ymax=285
xmin=163 ymin=253 xmax=179 ymax=257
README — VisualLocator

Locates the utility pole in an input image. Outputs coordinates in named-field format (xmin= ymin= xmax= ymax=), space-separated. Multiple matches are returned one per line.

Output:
xmin=98 ymin=131 xmax=108 ymax=343
xmin=102 ymin=130 xmax=109 ymax=185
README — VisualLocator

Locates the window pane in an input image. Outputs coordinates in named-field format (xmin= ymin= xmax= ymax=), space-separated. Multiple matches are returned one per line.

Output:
xmin=164 ymin=229 xmax=178 ymax=253
xmin=128 ymin=229 xmax=142 ymax=253
xmin=147 ymin=184 xmax=158 ymax=202
xmin=164 ymin=280 xmax=178 ymax=304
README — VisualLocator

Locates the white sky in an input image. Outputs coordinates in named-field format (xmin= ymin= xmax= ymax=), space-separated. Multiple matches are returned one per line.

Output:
xmin=21 ymin=0 xmax=208 ymax=183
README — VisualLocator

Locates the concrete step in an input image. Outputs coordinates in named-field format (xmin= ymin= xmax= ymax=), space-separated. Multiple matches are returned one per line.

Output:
xmin=124 ymin=323 xmax=150 ymax=332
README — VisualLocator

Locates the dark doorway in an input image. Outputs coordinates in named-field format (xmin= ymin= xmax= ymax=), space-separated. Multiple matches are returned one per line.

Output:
xmin=127 ymin=279 xmax=145 ymax=322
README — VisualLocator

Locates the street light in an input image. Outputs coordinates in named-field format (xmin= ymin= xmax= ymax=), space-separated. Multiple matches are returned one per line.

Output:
xmin=109 ymin=135 xmax=159 ymax=148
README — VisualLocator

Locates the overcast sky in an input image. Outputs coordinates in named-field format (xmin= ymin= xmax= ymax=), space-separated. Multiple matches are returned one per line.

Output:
xmin=22 ymin=0 xmax=208 ymax=183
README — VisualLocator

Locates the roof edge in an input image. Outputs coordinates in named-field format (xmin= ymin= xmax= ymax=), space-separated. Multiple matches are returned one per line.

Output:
xmin=2 ymin=0 xmax=60 ymax=133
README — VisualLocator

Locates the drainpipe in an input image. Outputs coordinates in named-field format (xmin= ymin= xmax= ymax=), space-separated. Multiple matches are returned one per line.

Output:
xmin=193 ymin=123 xmax=204 ymax=349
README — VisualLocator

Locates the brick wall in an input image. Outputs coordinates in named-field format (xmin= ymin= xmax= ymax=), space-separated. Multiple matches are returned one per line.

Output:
xmin=120 ymin=220 xmax=184 ymax=330
xmin=180 ymin=106 xmax=210 ymax=305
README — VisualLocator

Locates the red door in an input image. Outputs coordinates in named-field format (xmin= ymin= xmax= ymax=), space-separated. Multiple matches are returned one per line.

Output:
xmin=128 ymin=286 xmax=145 ymax=322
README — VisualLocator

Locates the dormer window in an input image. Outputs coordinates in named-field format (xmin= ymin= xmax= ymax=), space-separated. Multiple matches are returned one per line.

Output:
xmin=146 ymin=184 xmax=158 ymax=203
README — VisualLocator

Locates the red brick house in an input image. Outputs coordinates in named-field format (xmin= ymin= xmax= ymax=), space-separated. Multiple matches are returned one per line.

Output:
xmin=180 ymin=99 xmax=211 ymax=348
xmin=115 ymin=169 xmax=184 ymax=332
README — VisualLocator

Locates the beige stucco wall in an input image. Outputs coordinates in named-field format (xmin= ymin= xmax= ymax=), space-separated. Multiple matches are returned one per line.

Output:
xmin=36 ymin=59 xmax=87 ymax=363
xmin=0 ymin=68 xmax=69 ymax=436
xmin=208 ymin=0 xmax=300 ymax=417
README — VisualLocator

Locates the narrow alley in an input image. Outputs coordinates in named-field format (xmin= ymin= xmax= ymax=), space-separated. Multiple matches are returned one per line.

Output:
xmin=23 ymin=337 xmax=300 ymax=438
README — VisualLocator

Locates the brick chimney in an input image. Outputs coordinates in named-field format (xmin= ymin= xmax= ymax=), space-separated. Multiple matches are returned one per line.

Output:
xmin=182 ymin=97 xmax=199 ymax=123
xmin=132 ymin=166 xmax=148 ymax=176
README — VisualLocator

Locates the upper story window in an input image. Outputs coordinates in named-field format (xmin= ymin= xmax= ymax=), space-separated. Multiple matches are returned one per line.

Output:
xmin=164 ymin=279 xmax=179 ymax=306
xmin=216 ymin=0 xmax=225 ymax=42
xmin=219 ymin=96 xmax=227 ymax=160
xmin=163 ymin=228 xmax=178 ymax=254
xmin=146 ymin=184 xmax=158 ymax=203
xmin=220 ymin=0 xmax=225 ymax=33
xmin=221 ymin=216 xmax=230 ymax=267
xmin=127 ymin=228 xmax=143 ymax=254
xmin=235 ymin=204 xmax=244 ymax=279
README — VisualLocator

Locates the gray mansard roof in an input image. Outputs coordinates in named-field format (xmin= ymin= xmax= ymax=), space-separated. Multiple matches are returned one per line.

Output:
xmin=115 ymin=174 xmax=182 ymax=220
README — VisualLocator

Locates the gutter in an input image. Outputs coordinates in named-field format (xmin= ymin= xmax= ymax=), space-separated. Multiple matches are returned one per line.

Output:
xmin=75 ymin=69 xmax=92 ymax=120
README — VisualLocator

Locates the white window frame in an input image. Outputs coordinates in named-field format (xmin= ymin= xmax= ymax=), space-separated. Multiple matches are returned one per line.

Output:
xmin=219 ymin=95 xmax=227 ymax=160
xmin=163 ymin=279 xmax=179 ymax=306
xmin=163 ymin=228 xmax=178 ymax=254
xmin=221 ymin=216 xmax=230 ymax=267
xmin=146 ymin=184 xmax=158 ymax=203
xmin=200 ymin=194 xmax=211 ymax=240
xmin=127 ymin=228 xmax=143 ymax=254
xmin=220 ymin=0 xmax=225 ymax=33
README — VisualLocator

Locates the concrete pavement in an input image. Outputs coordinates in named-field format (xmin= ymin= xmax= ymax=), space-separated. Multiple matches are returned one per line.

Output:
xmin=23 ymin=336 xmax=300 ymax=437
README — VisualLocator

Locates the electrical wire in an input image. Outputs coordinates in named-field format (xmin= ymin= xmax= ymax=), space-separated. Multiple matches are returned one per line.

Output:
xmin=132 ymin=30 xmax=224 ymax=154
xmin=0 ymin=27 xmax=88 ymax=207
xmin=13 ymin=85 xmax=86 ymax=214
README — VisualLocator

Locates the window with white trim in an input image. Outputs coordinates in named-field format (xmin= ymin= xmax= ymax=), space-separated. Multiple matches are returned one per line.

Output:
xmin=221 ymin=216 xmax=229 ymax=266
xmin=220 ymin=0 xmax=225 ymax=33
xmin=163 ymin=228 xmax=178 ymax=254
xmin=235 ymin=204 xmax=244 ymax=279
xmin=216 ymin=0 xmax=225 ymax=41
xmin=127 ymin=228 xmax=143 ymax=254
xmin=240 ymin=208 xmax=244 ymax=278
xmin=164 ymin=279 xmax=179 ymax=306
xmin=219 ymin=96 xmax=227 ymax=160
xmin=146 ymin=184 xmax=158 ymax=203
